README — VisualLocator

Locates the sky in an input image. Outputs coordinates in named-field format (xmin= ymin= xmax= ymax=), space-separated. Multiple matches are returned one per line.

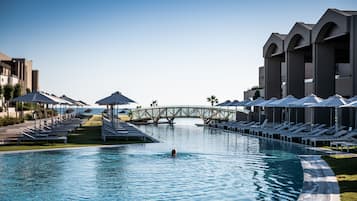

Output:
xmin=0 ymin=0 xmax=357 ymax=107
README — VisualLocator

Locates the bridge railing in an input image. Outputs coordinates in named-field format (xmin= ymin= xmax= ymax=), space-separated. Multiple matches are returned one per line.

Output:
xmin=130 ymin=105 xmax=249 ymax=122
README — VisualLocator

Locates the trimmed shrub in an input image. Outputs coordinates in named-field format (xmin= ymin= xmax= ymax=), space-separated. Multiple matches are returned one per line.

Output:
xmin=0 ymin=117 xmax=24 ymax=127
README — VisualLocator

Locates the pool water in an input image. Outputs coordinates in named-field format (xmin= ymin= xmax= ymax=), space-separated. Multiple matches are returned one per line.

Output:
xmin=0 ymin=119 xmax=320 ymax=201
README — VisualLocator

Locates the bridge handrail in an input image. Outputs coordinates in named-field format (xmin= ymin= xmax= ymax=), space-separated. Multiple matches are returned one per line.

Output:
xmin=131 ymin=105 xmax=248 ymax=113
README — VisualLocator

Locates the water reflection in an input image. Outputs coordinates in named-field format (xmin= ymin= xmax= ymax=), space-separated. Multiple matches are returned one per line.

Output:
xmin=0 ymin=119 xmax=321 ymax=201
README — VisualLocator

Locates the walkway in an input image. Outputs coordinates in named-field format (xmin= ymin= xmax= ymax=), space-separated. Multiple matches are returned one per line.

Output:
xmin=298 ymin=155 xmax=340 ymax=201
xmin=131 ymin=105 xmax=242 ymax=123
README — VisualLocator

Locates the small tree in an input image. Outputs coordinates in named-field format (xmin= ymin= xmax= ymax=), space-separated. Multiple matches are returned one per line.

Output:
xmin=207 ymin=95 xmax=218 ymax=106
xmin=3 ymin=84 xmax=14 ymax=117
xmin=13 ymin=84 xmax=22 ymax=118
xmin=253 ymin=90 xmax=261 ymax=100
xmin=13 ymin=84 xmax=22 ymax=99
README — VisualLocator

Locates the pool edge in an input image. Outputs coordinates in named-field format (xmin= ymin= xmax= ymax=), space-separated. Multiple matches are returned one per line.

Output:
xmin=298 ymin=155 xmax=340 ymax=201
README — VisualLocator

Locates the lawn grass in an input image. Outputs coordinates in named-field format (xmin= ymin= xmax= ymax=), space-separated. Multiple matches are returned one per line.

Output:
xmin=0 ymin=115 xmax=145 ymax=152
xmin=326 ymin=145 xmax=357 ymax=154
xmin=322 ymin=155 xmax=357 ymax=201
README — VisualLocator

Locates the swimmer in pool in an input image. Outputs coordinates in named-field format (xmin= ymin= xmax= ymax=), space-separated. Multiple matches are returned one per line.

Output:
xmin=171 ymin=149 xmax=176 ymax=157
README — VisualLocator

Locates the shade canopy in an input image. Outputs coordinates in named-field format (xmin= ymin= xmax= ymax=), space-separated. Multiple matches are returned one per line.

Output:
xmin=310 ymin=94 xmax=347 ymax=108
xmin=12 ymin=91 xmax=58 ymax=104
xmin=72 ymin=101 xmax=85 ymax=106
xmin=77 ymin=100 xmax=89 ymax=106
xmin=256 ymin=97 xmax=278 ymax=107
xmin=245 ymin=97 xmax=264 ymax=107
xmin=96 ymin=91 xmax=136 ymax=105
xmin=347 ymin=95 xmax=357 ymax=103
xmin=288 ymin=94 xmax=323 ymax=108
xmin=341 ymin=100 xmax=357 ymax=108
xmin=229 ymin=100 xmax=240 ymax=106
xmin=61 ymin=95 xmax=80 ymax=106
xmin=235 ymin=99 xmax=251 ymax=106
xmin=265 ymin=95 xmax=298 ymax=108
xmin=216 ymin=100 xmax=231 ymax=106
xmin=45 ymin=93 xmax=73 ymax=105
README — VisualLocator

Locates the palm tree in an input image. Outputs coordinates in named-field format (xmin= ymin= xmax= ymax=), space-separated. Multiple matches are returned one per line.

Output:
xmin=150 ymin=100 xmax=158 ymax=107
xmin=207 ymin=95 xmax=218 ymax=106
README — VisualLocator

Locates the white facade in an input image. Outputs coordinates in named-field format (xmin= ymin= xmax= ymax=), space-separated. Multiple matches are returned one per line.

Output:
xmin=0 ymin=75 xmax=19 ymax=86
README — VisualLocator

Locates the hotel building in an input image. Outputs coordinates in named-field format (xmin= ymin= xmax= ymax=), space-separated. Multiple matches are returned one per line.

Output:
xmin=0 ymin=52 xmax=39 ymax=94
xmin=251 ymin=9 xmax=357 ymax=126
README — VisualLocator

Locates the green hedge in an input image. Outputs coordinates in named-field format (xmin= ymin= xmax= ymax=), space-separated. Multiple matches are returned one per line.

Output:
xmin=0 ymin=117 xmax=24 ymax=127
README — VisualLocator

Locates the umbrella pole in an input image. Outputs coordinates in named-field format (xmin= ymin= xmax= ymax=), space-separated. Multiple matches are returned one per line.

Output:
xmin=34 ymin=103 xmax=36 ymax=130
xmin=335 ymin=107 xmax=338 ymax=133
xmin=259 ymin=107 xmax=261 ymax=123
xmin=295 ymin=108 xmax=298 ymax=124
xmin=288 ymin=108 xmax=290 ymax=127
xmin=310 ymin=107 xmax=313 ymax=131
xmin=273 ymin=108 xmax=275 ymax=125
xmin=44 ymin=104 xmax=48 ymax=126
xmin=355 ymin=108 xmax=357 ymax=129
xmin=35 ymin=103 xmax=38 ymax=130
xmin=330 ymin=108 xmax=333 ymax=127
xmin=51 ymin=104 xmax=54 ymax=126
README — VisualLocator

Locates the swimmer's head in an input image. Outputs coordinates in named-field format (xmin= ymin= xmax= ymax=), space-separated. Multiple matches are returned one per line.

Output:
xmin=171 ymin=149 xmax=176 ymax=157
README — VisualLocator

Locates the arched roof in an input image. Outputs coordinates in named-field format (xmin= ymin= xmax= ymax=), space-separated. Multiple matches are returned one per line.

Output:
xmin=284 ymin=22 xmax=313 ymax=51
xmin=312 ymin=9 xmax=354 ymax=43
xmin=263 ymin=33 xmax=286 ymax=58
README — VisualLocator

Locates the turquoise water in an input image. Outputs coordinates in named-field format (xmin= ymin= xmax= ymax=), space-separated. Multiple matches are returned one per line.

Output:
xmin=0 ymin=119 xmax=320 ymax=201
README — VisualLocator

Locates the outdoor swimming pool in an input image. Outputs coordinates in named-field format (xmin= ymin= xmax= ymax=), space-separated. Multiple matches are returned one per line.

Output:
xmin=0 ymin=119 xmax=320 ymax=201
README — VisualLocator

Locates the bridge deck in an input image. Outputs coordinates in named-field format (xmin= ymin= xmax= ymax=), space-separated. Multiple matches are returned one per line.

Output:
xmin=131 ymin=105 xmax=247 ymax=123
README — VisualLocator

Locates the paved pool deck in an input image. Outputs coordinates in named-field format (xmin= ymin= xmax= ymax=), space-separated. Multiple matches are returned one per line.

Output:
xmin=298 ymin=155 xmax=340 ymax=201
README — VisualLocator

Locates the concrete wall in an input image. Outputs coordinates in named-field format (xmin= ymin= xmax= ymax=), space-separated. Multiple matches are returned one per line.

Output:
xmin=32 ymin=70 xmax=39 ymax=91
xmin=0 ymin=52 xmax=11 ymax=61
xmin=24 ymin=60 xmax=32 ymax=92
xmin=336 ymin=77 xmax=352 ymax=96
xmin=244 ymin=88 xmax=264 ymax=100
xmin=305 ymin=63 xmax=313 ymax=79
xmin=259 ymin=66 xmax=265 ymax=88
xmin=305 ymin=81 xmax=314 ymax=96
xmin=0 ymin=52 xmax=39 ymax=94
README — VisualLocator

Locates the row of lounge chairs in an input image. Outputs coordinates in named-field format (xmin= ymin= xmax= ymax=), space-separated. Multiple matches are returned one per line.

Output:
xmin=101 ymin=114 xmax=157 ymax=142
xmin=17 ymin=117 xmax=85 ymax=144
xmin=211 ymin=120 xmax=357 ymax=151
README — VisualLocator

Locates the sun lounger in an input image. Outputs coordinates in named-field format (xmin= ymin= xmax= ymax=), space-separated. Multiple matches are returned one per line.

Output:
xmin=248 ymin=119 xmax=268 ymax=135
xmin=18 ymin=132 xmax=67 ymax=144
xmin=331 ymin=140 xmax=357 ymax=152
xmin=279 ymin=123 xmax=310 ymax=141
xmin=261 ymin=122 xmax=292 ymax=138
xmin=309 ymin=129 xmax=357 ymax=147
xmin=301 ymin=125 xmax=347 ymax=146
xmin=284 ymin=124 xmax=326 ymax=143
xmin=267 ymin=123 xmax=304 ymax=139
xmin=236 ymin=121 xmax=259 ymax=133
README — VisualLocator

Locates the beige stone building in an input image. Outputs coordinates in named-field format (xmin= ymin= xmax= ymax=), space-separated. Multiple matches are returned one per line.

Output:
xmin=0 ymin=52 xmax=39 ymax=94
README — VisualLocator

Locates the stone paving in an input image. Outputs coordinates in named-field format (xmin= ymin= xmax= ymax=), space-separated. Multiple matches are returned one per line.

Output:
xmin=298 ymin=155 xmax=340 ymax=201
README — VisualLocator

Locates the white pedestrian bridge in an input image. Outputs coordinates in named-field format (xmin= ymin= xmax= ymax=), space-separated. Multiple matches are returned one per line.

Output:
xmin=130 ymin=105 xmax=248 ymax=124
